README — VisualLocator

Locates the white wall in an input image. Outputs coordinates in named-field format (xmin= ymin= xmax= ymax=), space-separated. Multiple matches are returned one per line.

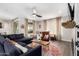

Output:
xmin=46 ymin=19 xmax=57 ymax=35
xmin=0 ymin=18 xmax=27 ymax=35
xmin=61 ymin=27 xmax=74 ymax=42
xmin=46 ymin=18 xmax=74 ymax=42
xmin=61 ymin=17 xmax=74 ymax=42
xmin=34 ymin=21 xmax=45 ymax=32
xmin=0 ymin=17 xmax=29 ymax=36
xmin=0 ymin=19 xmax=12 ymax=34
xmin=34 ymin=19 xmax=57 ymax=36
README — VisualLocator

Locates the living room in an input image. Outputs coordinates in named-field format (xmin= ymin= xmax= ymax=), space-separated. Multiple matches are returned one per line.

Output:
xmin=0 ymin=3 xmax=79 ymax=56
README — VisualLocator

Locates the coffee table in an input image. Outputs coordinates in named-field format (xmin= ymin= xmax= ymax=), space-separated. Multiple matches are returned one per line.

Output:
xmin=27 ymin=39 xmax=49 ymax=48
xmin=32 ymin=40 xmax=49 ymax=46
xmin=27 ymin=39 xmax=50 ymax=56
xmin=27 ymin=41 xmax=39 ymax=48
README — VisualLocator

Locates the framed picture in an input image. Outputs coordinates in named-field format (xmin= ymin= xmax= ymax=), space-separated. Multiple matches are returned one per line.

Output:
xmin=0 ymin=22 xmax=2 ymax=28
xmin=21 ymin=24 xmax=24 ymax=29
xmin=39 ymin=24 xmax=41 ymax=28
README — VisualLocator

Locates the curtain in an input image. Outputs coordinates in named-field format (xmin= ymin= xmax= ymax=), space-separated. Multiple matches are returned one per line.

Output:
xmin=13 ymin=22 xmax=18 ymax=34
xmin=24 ymin=18 xmax=28 ymax=36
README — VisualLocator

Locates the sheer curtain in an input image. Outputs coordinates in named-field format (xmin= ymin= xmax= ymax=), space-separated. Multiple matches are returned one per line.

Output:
xmin=13 ymin=21 xmax=18 ymax=34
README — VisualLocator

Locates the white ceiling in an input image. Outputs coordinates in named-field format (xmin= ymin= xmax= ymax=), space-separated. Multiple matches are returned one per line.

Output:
xmin=0 ymin=3 xmax=70 ymax=20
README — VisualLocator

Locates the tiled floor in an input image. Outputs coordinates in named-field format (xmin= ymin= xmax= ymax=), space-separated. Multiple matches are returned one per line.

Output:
xmin=42 ymin=40 xmax=73 ymax=56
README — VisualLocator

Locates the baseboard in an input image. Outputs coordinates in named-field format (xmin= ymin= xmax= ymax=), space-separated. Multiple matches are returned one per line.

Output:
xmin=58 ymin=39 xmax=72 ymax=43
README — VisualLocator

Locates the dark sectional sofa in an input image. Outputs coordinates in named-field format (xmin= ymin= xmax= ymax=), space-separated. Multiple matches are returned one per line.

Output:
xmin=0 ymin=34 xmax=42 ymax=56
xmin=2 ymin=34 xmax=32 ymax=44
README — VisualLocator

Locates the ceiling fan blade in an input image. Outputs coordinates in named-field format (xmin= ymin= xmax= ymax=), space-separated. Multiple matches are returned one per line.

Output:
xmin=36 ymin=14 xmax=42 ymax=17
xmin=32 ymin=13 xmax=42 ymax=17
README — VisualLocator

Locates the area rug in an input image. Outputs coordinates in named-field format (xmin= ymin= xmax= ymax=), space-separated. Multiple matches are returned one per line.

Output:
xmin=42 ymin=41 xmax=62 ymax=56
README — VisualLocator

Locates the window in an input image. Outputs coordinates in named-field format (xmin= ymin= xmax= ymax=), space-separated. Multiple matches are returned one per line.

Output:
xmin=28 ymin=20 xmax=33 ymax=33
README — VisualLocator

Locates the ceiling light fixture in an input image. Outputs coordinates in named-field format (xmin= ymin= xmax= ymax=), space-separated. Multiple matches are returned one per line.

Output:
xmin=32 ymin=7 xmax=42 ymax=18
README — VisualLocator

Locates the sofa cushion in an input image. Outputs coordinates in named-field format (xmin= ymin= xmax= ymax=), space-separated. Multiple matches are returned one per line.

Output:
xmin=0 ymin=43 xmax=5 ymax=56
xmin=16 ymin=42 xmax=26 ymax=47
xmin=1 ymin=34 xmax=33 ymax=45
xmin=16 ymin=37 xmax=32 ymax=41
xmin=1 ymin=35 xmax=8 ymax=38
xmin=0 ymin=36 xmax=23 ymax=56
xmin=21 ymin=45 xmax=42 ymax=56
xmin=3 ymin=39 xmax=23 ymax=56
xmin=6 ymin=34 xmax=24 ymax=40
xmin=0 ymin=36 xmax=6 ymax=44
xmin=15 ymin=34 xmax=24 ymax=39
xmin=15 ymin=37 xmax=33 ymax=44
xmin=7 ymin=34 xmax=16 ymax=40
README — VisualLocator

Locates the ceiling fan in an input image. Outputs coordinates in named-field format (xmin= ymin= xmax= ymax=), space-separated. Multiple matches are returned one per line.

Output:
xmin=32 ymin=7 xmax=42 ymax=18
xmin=11 ymin=17 xmax=18 ymax=22
xmin=62 ymin=3 xmax=76 ymax=28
